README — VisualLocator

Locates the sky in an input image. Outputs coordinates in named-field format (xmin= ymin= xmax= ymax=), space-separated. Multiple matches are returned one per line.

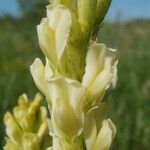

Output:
xmin=0 ymin=0 xmax=150 ymax=21
xmin=0 ymin=0 xmax=20 ymax=17
xmin=106 ymin=0 xmax=150 ymax=21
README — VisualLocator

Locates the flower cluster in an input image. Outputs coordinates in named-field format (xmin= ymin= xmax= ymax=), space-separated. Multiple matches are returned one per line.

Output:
xmin=4 ymin=94 xmax=51 ymax=150
xmin=30 ymin=0 xmax=117 ymax=149
xmin=4 ymin=0 xmax=118 ymax=149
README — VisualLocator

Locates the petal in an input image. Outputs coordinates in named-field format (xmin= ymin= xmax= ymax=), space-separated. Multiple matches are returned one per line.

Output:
xmin=82 ymin=43 xmax=117 ymax=104
xmin=82 ymin=43 xmax=106 ymax=88
xmin=93 ymin=119 xmax=116 ymax=150
xmin=67 ymin=78 xmax=85 ymax=111
xmin=88 ymin=57 xmax=117 ymax=104
xmin=37 ymin=119 xmax=48 ymax=139
xmin=87 ymin=57 xmax=114 ymax=104
xmin=84 ymin=103 xmax=106 ymax=150
xmin=84 ymin=109 xmax=97 ymax=150
xmin=37 ymin=18 xmax=57 ymax=67
xmin=47 ymin=4 xmax=72 ymax=61
xmin=30 ymin=58 xmax=53 ymax=104
xmin=45 ymin=58 xmax=53 ymax=81
xmin=30 ymin=58 xmax=47 ymax=95
xmin=4 ymin=112 xmax=23 ymax=144
xmin=46 ymin=77 xmax=85 ymax=140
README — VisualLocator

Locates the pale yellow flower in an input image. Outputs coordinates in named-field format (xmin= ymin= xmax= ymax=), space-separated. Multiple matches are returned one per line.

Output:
xmin=93 ymin=119 xmax=116 ymax=150
xmin=82 ymin=43 xmax=118 ymax=108
xmin=47 ymin=77 xmax=85 ymax=140
xmin=84 ymin=103 xmax=116 ymax=150
xmin=30 ymin=61 xmax=85 ymax=140
xmin=37 ymin=1 xmax=112 ymax=81
xmin=30 ymin=1 xmax=117 ymax=149
xmin=37 ymin=4 xmax=87 ymax=81
xmin=50 ymin=0 xmax=112 ymax=36
xmin=37 ymin=5 xmax=71 ymax=70
xmin=31 ymin=42 xmax=117 ymax=110
xmin=4 ymin=93 xmax=51 ymax=150
xmin=30 ymin=54 xmax=117 ymax=148
xmin=35 ymin=2 xmax=117 ymax=96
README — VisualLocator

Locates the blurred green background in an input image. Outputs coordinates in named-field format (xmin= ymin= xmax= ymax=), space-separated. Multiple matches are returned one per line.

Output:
xmin=0 ymin=0 xmax=150 ymax=149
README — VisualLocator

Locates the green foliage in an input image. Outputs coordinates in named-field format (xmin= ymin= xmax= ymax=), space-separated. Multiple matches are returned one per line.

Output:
xmin=17 ymin=0 xmax=37 ymax=15
xmin=99 ymin=20 xmax=150 ymax=150
xmin=0 ymin=18 xmax=150 ymax=150
xmin=17 ymin=0 xmax=48 ymax=20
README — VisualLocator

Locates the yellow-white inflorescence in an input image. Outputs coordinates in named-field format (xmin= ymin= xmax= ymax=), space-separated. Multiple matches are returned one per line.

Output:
xmin=3 ymin=93 xmax=51 ymax=150
xmin=31 ymin=0 xmax=117 ymax=149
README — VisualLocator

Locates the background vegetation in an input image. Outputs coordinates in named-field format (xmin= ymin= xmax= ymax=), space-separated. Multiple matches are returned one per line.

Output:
xmin=0 ymin=1 xmax=150 ymax=149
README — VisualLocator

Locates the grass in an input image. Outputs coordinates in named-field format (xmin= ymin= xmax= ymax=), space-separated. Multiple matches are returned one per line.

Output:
xmin=0 ymin=18 xmax=150 ymax=149
xmin=100 ymin=20 xmax=150 ymax=149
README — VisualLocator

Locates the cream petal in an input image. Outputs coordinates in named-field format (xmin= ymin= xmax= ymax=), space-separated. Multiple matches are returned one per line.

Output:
xmin=89 ymin=57 xmax=117 ymax=103
xmin=30 ymin=58 xmax=47 ymax=95
xmin=82 ymin=43 xmax=106 ymax=88
xmin=37 ymin=18 xmax=57 ymax=67
xmin=67 ymin=78 xmax=85 ymax=111
xmin=82 ymin=43 xmax=117 ymax=104
xmin=87 ymin=57 xmax=114 ymax=103
xmin=47 ymin=77 xmax=85 ymax=114
xmin=84 ymin=109 xmax=97 ymax=150
xmin=93 ymin=119 xmax=116 ymax=150
xmin=45 ymin=58 xmax=53 ymax=81
xmin=47 ymin=5 xmax=72 ymax=61
xmin=46 ymin=77 xmax=85 ymax=140
xmin=84 ymin=103 xmax=106 ymax=150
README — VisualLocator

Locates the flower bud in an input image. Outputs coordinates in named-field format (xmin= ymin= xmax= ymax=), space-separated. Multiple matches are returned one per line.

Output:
xmin=4 ymin=112 xmax=23 ymax=144
xmin=82 ymin=43 xmax=117 ymax=108
xmin=84 ymin=103 xmax=116 ymax=150
xmin=94 ymin=119 xmax=116 ymax=150
xmin=77 ymin=0 xmax=97 ymax=35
